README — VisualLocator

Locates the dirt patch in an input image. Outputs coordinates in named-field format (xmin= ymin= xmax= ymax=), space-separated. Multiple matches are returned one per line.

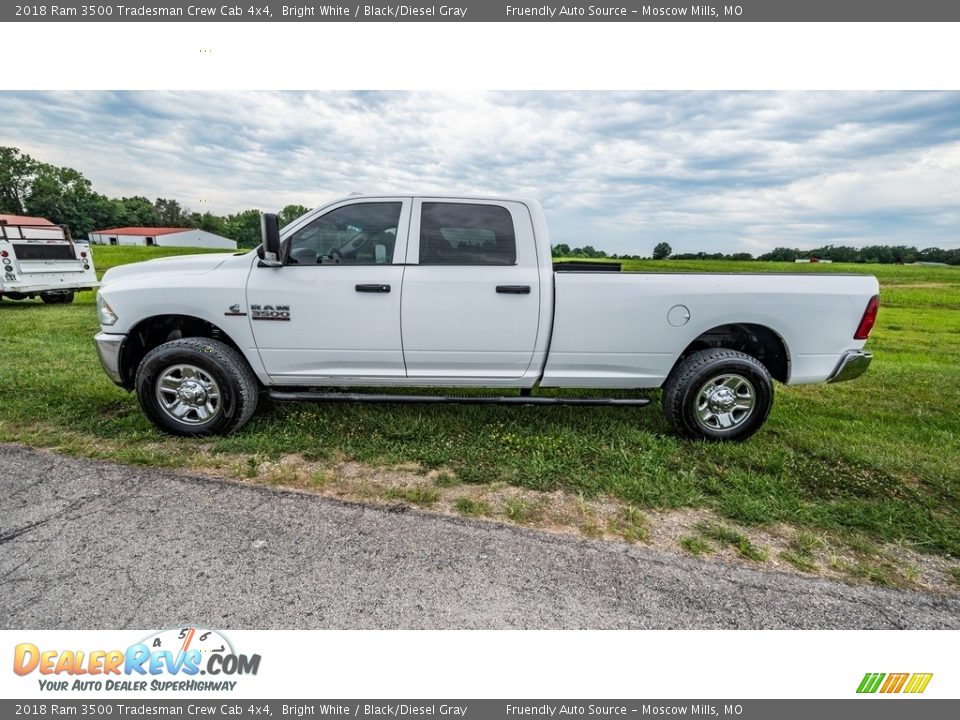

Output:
xmin=185 ymin=451 xmax=960 ymax=595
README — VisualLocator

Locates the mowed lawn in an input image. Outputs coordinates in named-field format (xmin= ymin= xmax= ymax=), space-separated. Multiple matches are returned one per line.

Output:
xmin=1 ymin=247 xmax=959 ymax=570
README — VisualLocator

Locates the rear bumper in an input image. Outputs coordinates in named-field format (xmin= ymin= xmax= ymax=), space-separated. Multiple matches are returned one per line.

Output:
xmin=94 ymin=332 xmax=126 ymax=386
xmin=827 ymin=350 xmax=873 ymax=383
xmin=1 ymin=281 xmax=99 ymax=294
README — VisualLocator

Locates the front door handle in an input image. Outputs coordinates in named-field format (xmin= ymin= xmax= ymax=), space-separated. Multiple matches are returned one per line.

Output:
xmin=496 ymin=285 xmax=531 ymax=294
xmin=356 ymin=284 xmax=391 ymax=293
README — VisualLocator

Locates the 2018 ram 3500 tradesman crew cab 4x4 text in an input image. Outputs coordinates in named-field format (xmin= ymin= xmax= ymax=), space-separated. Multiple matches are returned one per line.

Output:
xmin=93 ymin=196 xmax=879 ymax=441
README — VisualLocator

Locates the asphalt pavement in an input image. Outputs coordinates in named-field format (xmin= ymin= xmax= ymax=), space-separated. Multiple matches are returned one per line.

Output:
xmin=2 ymin=444 xmax=958 ymax=629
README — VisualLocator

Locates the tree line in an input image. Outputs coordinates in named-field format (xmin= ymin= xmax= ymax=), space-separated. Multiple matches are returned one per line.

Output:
xmin=553 ymin=240 xmax=960 ymax=266
xmin=0 ymin=147 xmax=306 ymax=248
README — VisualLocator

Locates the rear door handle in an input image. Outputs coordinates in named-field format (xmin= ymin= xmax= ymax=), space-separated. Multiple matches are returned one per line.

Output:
xmin=496 ymin=285 xmax=531 ymax=294
xmin=355 ymin=284 xmax=391 ymax=293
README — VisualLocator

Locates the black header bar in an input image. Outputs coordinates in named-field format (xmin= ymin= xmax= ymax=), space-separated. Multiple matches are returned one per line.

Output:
xmin=6 ymin=1 xmax=960 ymax=22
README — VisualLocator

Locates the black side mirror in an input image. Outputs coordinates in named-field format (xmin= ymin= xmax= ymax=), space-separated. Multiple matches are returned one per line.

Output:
xmin=259 ymin=213 xmax=282 ymax=267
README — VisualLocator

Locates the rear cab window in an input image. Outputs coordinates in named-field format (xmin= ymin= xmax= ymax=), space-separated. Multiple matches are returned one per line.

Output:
xmin=418 ymin=202 xmax=517 ymax=265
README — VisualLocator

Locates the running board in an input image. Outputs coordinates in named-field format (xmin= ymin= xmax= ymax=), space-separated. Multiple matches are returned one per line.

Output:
xmin=268 ymin=390 xmax=651 ymax=407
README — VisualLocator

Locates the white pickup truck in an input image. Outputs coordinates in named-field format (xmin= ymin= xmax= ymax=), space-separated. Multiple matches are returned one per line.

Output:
xmin=94 ymin=195 xmax=879 ymax=441
xmin=1 ymin=215 xmax=98 ymax=303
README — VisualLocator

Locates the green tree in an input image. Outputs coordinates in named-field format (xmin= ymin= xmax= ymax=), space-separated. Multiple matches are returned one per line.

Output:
xmin=24 ymin=163 xmax=103 ymax=237
xmin=278 ymin=204 xmax=310 ymax=227
xmin=551 ymin=243 xmax=571 ymax=257
xmin=225 ymin=209 xmax=263 ymax=248
xmin=0 ymin=146 xmax=38 ymax=214
xmin=653 ymin=242 xmax=672 ymax=260
xmin=190 ymin=211 xmax=228 ymax=235
xmin=154 ymin=197 xmax=191 ymax=227
xmin=116 ymin=196 xmax=160 ymax=227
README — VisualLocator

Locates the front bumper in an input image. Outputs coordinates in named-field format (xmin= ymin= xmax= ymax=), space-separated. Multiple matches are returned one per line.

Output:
xmin=827 ymin=350 xmax=873 ymax=383
xmin=94 ymin=332 xmax=126 ymax=386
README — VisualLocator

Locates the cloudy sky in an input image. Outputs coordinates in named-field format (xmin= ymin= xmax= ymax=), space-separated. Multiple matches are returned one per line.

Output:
xmin=2 ymin=91 xmax=959 ymax=254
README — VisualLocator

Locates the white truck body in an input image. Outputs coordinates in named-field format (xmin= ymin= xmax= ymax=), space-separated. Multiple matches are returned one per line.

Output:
xmin=93 ymin=196 xmax=879 ymax=440
xmin=1 ymin=218 xmax=99 ymax=302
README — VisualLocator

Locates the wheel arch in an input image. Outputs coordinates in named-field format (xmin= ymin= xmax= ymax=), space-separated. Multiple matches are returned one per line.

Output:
xmin=118 ymin=314 xmax=250 ymax=390
xmin=672 ymin=322 xmax=790 ymax=384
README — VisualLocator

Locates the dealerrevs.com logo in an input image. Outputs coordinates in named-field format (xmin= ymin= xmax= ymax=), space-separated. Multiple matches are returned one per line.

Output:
xmin=13 ymin=627 xmax=261 ymax=692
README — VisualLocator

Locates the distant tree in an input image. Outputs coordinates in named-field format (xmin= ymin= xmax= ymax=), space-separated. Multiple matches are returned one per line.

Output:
xmin=154 ymin=197 xmax=191 ymax=227
xmin=0 ymin=146 xmax=38 ymax=214
xmin=225 ymin=209 xmax=264 ymax=248
xmin=758 ymin=247 xmax=799 ymax=262
xmin=278 ymin=204 xmax=310 ymax=227
xmin=652 ymin=242 xmax=672 ymax=260
xmin=116 ymin=196 xmax=160 ymax=227
xmin=190 ymin=211 xmax=228 ymax=235
xmin=24 ymin=163 xmax=103 ymax=237
xmin=551 ymin=243 xmax=571 ymax=257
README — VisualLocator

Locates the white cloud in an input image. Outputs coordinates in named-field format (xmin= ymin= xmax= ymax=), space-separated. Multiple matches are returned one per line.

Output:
xmin=0 ymin=90 xmax=958 ymax=253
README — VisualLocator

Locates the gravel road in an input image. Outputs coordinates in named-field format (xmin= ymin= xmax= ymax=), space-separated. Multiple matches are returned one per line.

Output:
xmin=2 ymin=444 xmax=958 ymax=629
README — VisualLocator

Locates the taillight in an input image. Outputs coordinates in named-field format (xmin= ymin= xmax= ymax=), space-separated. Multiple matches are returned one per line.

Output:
xmin=80 ymin=251 xmax=87 ymax=258
xmin=854 ymin=295 xmax=879 ymax=340
xmin=0 ymin=250 xmax=8 ymax=258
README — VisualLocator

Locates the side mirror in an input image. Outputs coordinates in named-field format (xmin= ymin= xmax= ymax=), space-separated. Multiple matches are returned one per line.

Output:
xmin=259 ymin=213 xmax=282 ymax=267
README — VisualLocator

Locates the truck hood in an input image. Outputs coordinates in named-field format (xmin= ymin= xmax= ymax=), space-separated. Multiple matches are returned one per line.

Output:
xmin=100 ymin=253 xmax=235 ymax=287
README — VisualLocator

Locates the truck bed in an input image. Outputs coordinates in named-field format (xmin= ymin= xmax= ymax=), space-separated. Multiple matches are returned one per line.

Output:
xmin=541 ymin=270 xmax=879 ymax=388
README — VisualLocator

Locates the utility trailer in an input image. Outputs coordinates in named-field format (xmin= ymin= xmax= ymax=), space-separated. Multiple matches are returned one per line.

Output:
xmin=0 ymin=216 xmax=99 ymax=304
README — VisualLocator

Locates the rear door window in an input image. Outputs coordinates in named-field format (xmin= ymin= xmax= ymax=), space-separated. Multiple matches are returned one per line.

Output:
xmin=418 ymin=202 xmax=516 ymax=265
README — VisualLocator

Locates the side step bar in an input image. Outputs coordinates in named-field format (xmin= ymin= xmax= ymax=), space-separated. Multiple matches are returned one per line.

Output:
xmin=268 ymin=390 xmax=651 ymax=407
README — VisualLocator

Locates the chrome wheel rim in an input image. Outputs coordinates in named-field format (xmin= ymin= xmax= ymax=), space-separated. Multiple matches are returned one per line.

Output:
xmin=155 ymin=364 xmax=222 ymax=426
xmin=694 ymin=373 xmax=756 ymax=433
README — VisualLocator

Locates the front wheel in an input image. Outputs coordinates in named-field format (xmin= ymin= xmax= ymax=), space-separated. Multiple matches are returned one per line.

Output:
xmin=662 ymin=348 xmax=774 ymax=442
xmin=135 ymin=338 xmax=259 ymax=437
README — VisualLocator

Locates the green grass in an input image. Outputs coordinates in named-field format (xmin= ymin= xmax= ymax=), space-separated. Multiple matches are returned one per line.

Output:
xmin=695 ymin=522 xmax=769 ymax=561
xmin=607 ymin=506 xmax=650 ymax=543
xmin=1 ymin=248 xmax=959 ymax=563
xmin=454 ymin=497 xmax=491 ymax=517
xmin=86 ymin=244 xmax=231 ymax=275
xmin=679 ymin=536 xmax=714 ymax=556
xmin=383 ymin=486 xmax=441 ymax=506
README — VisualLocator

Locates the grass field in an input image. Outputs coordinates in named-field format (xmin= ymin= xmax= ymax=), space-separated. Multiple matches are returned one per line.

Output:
xmin=2 ymin=247 xmax=958 ymax=588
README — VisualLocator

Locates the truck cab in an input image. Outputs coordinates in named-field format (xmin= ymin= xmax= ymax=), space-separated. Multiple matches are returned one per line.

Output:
xmin=0 ymin=215 xmax=99 ymax=304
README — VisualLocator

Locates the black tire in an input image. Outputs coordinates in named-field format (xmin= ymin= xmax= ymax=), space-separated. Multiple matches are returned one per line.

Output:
xmin=40 ymin=291 xmax=74 ymax=304
xmin=135 ymin=338 xmax=259 ymax=437
xmin=662 ymin=348 xmax=774 ymax=442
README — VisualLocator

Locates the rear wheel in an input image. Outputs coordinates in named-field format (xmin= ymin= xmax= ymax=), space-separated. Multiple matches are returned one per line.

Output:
xmin=662 ymin=348 xmax=774 ymax=442
xmin=135 ymin=338 xmax=259 ymax=437
xmin=41 ymin=291 xmax=75 ymax=304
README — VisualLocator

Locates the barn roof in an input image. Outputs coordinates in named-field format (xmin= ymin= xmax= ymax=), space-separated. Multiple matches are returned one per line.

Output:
xmin=92 ymin=227 xmax=193 ymax=236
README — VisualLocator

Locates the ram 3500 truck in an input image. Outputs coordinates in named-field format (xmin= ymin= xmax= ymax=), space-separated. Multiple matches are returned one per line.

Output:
xmin=94 ymin=196 xmax=878 ymax=441
xmin=1 ymin=216 xmax=98 ymax=303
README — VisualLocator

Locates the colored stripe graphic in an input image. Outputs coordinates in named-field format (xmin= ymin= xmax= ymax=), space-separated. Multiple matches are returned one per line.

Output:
xmin=857 ymin=672 xmax=932 ymax=694
xmin=904 ymin=673 xmax=933 ymax=694
xmin=881 ymin=673 xmax=909 ymax=693
xmin=857 ymin=673 xmax=885 ymax=693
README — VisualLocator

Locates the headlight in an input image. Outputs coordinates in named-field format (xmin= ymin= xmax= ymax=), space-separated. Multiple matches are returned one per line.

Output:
xmin=97 ymin=294 xmax=118 ymax=326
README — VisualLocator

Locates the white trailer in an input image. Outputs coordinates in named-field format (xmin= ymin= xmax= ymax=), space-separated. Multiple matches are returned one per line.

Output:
xmin=0 ymin=216 xmax=99 ymax=304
